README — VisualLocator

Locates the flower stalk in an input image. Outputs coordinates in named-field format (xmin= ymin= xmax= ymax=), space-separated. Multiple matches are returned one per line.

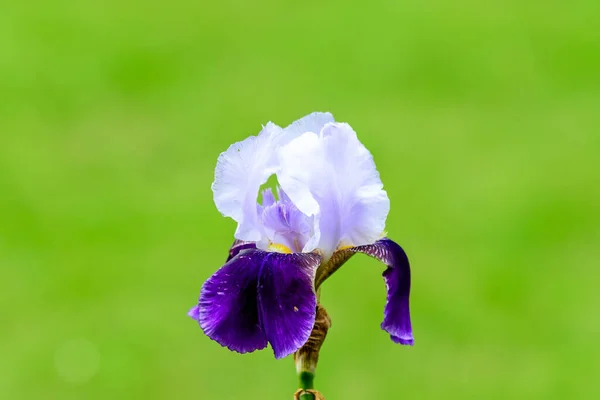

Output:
xmin=293 ymin=304 xmax=331 ymax=399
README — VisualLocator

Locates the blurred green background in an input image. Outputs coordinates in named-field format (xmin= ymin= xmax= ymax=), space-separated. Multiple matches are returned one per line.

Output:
xmin=1 ymin=1 xmax=599 ymax=399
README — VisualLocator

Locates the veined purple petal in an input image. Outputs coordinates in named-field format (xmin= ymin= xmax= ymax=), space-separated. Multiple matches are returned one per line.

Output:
xmin=351 ymin=238 xmax=413 ymax=345
xmin=194 ymin=252 xmax=268 ymax=354
xmin=261 ymin=188 xmax=312 ymax=253
xmin=191 ymin=248 xmax=321 ymax=358
xmin=257 ymin=252 xmax=321 ymax=359
xmin=227 ymin=239 xmax=257 ymax=262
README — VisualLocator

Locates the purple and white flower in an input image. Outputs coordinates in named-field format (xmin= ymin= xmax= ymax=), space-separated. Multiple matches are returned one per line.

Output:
xmin=188 ymin=112 xmax=414 ymax=359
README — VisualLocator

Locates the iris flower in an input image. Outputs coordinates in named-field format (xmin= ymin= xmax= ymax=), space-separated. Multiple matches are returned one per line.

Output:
xmin=188 ymin=112 xmax=413 ymax=360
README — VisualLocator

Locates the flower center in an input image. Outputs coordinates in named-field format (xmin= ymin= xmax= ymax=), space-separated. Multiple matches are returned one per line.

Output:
xmin=260 ymin=187 xmax=312 ymax=254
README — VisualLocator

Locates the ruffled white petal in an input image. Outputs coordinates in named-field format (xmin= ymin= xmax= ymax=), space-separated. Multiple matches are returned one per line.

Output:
xmin=282 ymin=112 xmax=335 ymax=138
xmin=211 ymin=112 xmax=387 ymax=258
xmin=212 ymin=122 xmax=283 ymax=241
xmin=277 ymin=123 xmax=389 ymax=259
xmin=212 ymin=113 xmax=333 ymax=244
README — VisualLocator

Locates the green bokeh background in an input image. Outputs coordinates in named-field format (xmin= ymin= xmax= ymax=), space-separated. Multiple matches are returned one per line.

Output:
xmin=2 ymin=1 xmax=599 ymax=399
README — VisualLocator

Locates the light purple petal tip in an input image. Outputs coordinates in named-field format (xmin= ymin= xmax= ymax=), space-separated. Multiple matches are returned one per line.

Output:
xmin=187 ymin=305 xmax=201 ymax=319
xmin=351 ymin=238 xmax=414 ymax=346
xmin=390 ymin=335 xmax=414 ymax=345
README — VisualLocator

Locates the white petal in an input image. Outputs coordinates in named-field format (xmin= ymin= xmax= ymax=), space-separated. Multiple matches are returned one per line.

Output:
xmin=212 ymin=122 xmax=283 ymax=241
xmin=282 ymin=112 xmax=335 ymax=139
xmin=277 ymin=123 xmax=390 ymax=258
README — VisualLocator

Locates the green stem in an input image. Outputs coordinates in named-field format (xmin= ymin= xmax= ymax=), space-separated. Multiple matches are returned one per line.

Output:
xmin=299 ymin=371 xmax=314 ymax=389
xmin=298 ymin=371 xmax=315 ymax=400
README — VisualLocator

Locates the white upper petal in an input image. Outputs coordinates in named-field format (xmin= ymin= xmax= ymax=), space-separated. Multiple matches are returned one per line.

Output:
xmin=276 ymin=122 xmax=390 ymax=259
xmin=212 ymin=122 xmax=284 ymax=241
xmin=211 ymin=113 xmax=335 ymax=244
xmin=282 ymin=112 xmax=335 ymax=138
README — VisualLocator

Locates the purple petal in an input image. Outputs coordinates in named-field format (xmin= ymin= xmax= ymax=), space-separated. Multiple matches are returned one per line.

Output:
xmin=257 ymin=252 xmax=321 ymax=359
xmin=351 ymin=238 xmax=413 ymax=345
xmin=227 ymin=239 xmax=257 ymax=262
xmin=261 ymin=188 xmax=276 ymax=207
xmin=192 ymin=248 xmax=321 ymax=358
xmin=194 ymin=251 xmax=268 ymax=354
xmin=261 ymin=190 xmax=312 ymax=253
